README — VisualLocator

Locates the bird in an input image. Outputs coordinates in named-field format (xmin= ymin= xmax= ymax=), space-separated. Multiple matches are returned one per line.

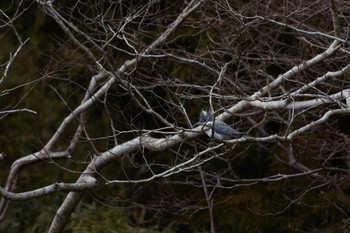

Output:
xmin=194 ymin=109 xmax=245 ymax=141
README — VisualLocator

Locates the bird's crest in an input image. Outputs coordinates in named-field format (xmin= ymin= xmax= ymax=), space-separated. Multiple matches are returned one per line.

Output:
xmin=199 ymin=109 xmax=213 ymax=122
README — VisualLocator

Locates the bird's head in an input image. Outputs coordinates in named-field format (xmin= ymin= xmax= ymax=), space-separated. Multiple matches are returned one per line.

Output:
xmin=199 ymin=109 xmax=213 ymax=123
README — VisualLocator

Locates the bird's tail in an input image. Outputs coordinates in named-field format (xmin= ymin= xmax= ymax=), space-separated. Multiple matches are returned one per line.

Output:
xmin=232 ymin=132 xmax=247 ymax=139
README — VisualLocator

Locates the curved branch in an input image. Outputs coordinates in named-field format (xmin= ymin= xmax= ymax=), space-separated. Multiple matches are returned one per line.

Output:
xmin=287 ymin=108 xmax=350 ymax=140
xmin=48 ymin=1 xmax=205 ymax=232
xmin=0 ymin=151 xmax=69 ymax=221
xmin=0 ymin=177 xmax=97 ymax=201
xmin=247 ymin=89 xmax=350 ymax=110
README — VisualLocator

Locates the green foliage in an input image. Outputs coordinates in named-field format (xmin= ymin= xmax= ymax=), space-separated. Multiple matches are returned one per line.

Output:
xmin=66 ymin=202 xmax=177 ymax=233
xmin=0 ymin=196 xmax=59 ymax=233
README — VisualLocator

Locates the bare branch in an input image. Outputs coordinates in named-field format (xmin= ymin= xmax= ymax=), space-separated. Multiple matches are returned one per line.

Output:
xmin=0 ymin=177 xmax=97 ymax=201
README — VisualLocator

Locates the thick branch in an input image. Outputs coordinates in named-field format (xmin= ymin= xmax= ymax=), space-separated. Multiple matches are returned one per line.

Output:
xmin=48 ymin=1 xmax=205 ymax=232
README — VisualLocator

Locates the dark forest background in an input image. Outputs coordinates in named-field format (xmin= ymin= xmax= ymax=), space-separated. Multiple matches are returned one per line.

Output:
xmin=1 ymin=0 xmax=350 ymax=232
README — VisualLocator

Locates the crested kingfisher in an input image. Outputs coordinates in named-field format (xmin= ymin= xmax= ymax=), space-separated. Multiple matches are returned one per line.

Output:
xmin=194 ymin=109 xmax=245 ymax=141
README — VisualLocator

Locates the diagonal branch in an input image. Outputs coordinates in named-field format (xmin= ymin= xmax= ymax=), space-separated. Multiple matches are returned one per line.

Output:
xmin=47 ymin=1 xmax=205 ymax=232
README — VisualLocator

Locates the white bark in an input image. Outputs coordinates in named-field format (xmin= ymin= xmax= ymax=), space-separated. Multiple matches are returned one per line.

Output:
xmin=1 ymin=0 xmax=350 ymax=232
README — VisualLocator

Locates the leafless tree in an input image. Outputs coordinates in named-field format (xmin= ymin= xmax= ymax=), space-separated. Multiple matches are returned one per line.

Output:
xmin=1 ymin=0 xmax=350 ymax=232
